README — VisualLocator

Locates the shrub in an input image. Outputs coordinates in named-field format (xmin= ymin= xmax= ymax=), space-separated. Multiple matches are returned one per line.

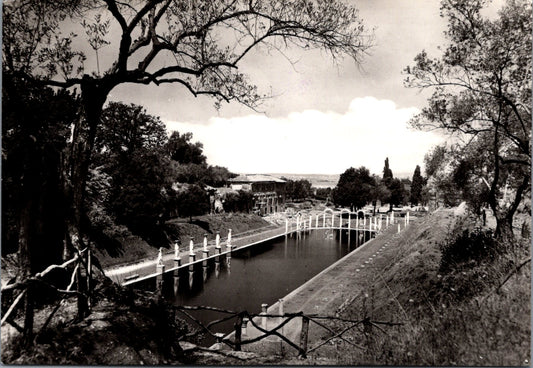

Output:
xmin=439 ymin=228 xmax=500 ymax=272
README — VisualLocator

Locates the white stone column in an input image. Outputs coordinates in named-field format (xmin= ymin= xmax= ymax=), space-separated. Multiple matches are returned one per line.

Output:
xmin=202 ymin=233 xmax=209 ymax=258
xmin=189 ymin=237 xmax=195 ymax=263
xmin=174 ymin=241 xmax=181 ymax=267
xmin=227 ymin=229 xmax=232 ymax=249
xmin=215 ymin=231 xmax=221 ymax=254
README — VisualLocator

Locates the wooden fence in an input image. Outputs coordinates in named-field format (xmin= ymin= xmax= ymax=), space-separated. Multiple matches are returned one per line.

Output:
xmin=173 ymin=305 xmax=402 ymax=358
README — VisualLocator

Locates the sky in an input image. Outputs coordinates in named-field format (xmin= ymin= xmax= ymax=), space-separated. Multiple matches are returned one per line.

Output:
xmin=83 ymin=0 xmax=504 ymax=177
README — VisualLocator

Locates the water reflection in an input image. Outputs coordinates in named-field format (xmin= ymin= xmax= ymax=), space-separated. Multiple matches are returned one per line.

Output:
xmin=135 ymin=228 xmax=375 ymax=345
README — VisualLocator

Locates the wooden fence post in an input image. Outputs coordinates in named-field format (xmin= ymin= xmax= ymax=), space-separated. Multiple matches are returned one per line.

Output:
xmin=76 ymin=258 xmax=88 ymax=319
xmin=87 ymin=249 xmax=92 ymax=311
xmin=298 ymin=316 xmax=310 ymax=358
xmin=234 ymin=314 xmax=243 ymax=351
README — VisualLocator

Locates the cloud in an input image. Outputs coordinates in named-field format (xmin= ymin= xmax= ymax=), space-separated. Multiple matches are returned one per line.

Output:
xmin=165 ymin=97 xmax=443 ymax=176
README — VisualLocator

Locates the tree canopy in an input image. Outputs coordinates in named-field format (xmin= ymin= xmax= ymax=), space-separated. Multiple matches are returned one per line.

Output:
xmin=332 ymin=167 xmax=375 ymax=210
xmin=405 ymin=0 xmax=531 ymax=241
xmin=410 ymin=165 xmax=425 ymax=205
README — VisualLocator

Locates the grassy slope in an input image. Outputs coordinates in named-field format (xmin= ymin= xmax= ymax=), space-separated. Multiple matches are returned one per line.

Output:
xmin=93 ymin=213 xmax=271 ymax=269
xmin=333 ymin=209 xmax=530 ymax=366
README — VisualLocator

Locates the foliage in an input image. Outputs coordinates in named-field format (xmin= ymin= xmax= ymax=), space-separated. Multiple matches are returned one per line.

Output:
xmin=90 ymin=103 xmax=175 ymax=238
xmin=166 ymin=132 xmax=206 ymax=166
xmin=405 ymin=0 xmax=532 ymax=240
xmin=175 ymin=185 xmax=211 ymax=222
xmin=3 ymin=0 xmax=373 ymax=109
xmin=95 ymin=102 xmax=168 ymax=161
xmin=285 ymin=179 xmax=312 ymax=201
xmin=223 ymin=190 xmax=255 ymax=213
xmin=2 ymin=74 xmax=79 ymax=269
xmin=409 ymin=165 xmax=425 ymax=205
xmin=388 ymin=178 xmax=406 ymax=207
xmin=332 ymin=167 xmax=375 ymax=209
xmin=108 ymin=151 xmax=175 ymax=233
xmin=314 ymin=187 xmax=332 ymax=201
xmin=172 ymin=162 xmax=235 ymax=187
xmin=439 ymin=228 xmax=501 ymax=273
xmin=382 ymin=157 xmax=393 ymax=185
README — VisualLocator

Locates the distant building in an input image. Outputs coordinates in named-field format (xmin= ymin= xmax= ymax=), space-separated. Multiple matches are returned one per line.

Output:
xmin=228 ymin=174 xmax=287 ymax=215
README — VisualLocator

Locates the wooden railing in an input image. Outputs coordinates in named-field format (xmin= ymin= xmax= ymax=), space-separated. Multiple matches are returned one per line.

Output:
xmin=173 ymin=305 xmax=402 ymax=358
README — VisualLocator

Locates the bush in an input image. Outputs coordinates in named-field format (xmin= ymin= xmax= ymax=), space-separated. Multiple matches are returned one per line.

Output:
xmin=439 ymin=228 xmax=500 ymax=272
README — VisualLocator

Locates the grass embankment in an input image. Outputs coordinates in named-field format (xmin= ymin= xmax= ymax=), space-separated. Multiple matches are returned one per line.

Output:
xmin=330 ymin=209 xmax=530 ymax=366
xmin=93 ymin=213 xmax=271 ymax=269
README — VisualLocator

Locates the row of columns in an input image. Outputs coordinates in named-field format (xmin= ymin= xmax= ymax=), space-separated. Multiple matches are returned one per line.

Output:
xmin=287 ymin=210 xmax=410 ymax=234
xmin=155 ymin=229 xmax=235 ymax=296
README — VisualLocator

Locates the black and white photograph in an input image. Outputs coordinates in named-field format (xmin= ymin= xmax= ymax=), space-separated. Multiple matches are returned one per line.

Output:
xmin=1 ymin=0 xmax=531 ymax=365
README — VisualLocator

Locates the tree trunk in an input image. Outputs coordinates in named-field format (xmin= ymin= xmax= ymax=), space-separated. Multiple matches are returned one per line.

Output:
xmin=67 ymin=78 xmax=111 ymax=319
xmin=19 ymin=199 xmax=34 ymax=345
xmin=494 ymin=215 xmax=515 ymax=244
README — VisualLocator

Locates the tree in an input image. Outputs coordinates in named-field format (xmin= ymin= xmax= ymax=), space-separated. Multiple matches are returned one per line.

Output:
xmin=332 ymin=167 xmax=375 ymax=210
xmin=176 ymin=185 xmax=211 ymax=222
xmin=95 ymin=102 xmax=168 ymax=161
xmin=388 ymin=178 xmax=406 ymax=208
xmin=410 ymin=165 xmax=425 ymax=205
xmin=405 ymin=0 xmax=531 ymax=241
xmin=315 ymin=187 xmax=332 ymax=201
xmin=382 ymin=157 xmax=393 ymax=186
xmin=370 ymin=175 xmax=390 ymax=213
xmin=2 ymin=74 xmax=80 ymax=342
xmin=92 ymin=103 xmax=174 ymax=238
xmin=223 ymin=190 xmax=254 ymax=213
xmin=109 ymin=151 xmax=174 ymax=232
xmin=286 ymin=179 xmax=312 ymax=201
xmin=166 ymin=132 xmax=207 ymax=166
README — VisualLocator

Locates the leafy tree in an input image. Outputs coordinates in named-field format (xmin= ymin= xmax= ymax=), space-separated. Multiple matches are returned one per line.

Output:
xmin=332 ymin=167 xmax=375 ymax=210
xmin=95 ymin=102 xmax=168 ymax=162
xmin=382 ymin=157 xmax=393 ymax=186
xmin=166 ymin=132 xmax=207 ymax=165
xmin=315 ymin=187 xmax=332 ymax=201
xmin=370 ymin=175 xmax=390 ymax=213
xmin=223 ymin=190 xmax=254 ymax=213
xmin=388 ymin=178 xmax=406 ymax=208
xmin=2 ymin=74 xmax=79 ymax=341
xmin=176 ymin=185 xmax=211 ymax=222
xmin=205 ymin=166 xmax=237 ymax=187
xmin=91 ymin=103 xmax=174 ymax=238
xmin=424 ymin=145 xmax=462 ymax=207
xmin=109 ymin=151 xmax=174 ymax=232
xmin=286 ymin=179 xmax=312 ymax=201
xmin=410 ymin=165 xmax=425 ymax=205
xmin=405 ymin=0 xmax=531 ymax=241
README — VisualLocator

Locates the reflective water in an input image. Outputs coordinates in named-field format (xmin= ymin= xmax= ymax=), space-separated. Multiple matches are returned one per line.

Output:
xmin=136 ymin=228 xmax=373 ymax=343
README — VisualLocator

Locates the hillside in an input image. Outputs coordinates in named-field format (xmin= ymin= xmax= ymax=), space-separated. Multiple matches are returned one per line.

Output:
xmin=283 ymin=208 xmax=530 ymax=365
xmin=93 ymin=213 xmax=271 ymax=269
